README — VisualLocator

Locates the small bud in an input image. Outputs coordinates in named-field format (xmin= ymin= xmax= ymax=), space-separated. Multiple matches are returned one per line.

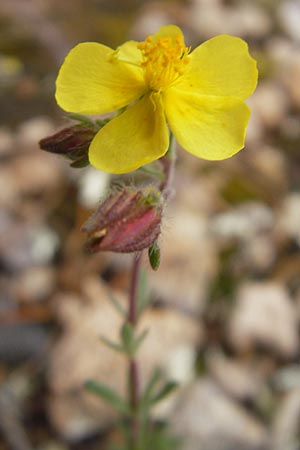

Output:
xmin=82 ymin=187 xmax=163 ymax=253
xmin=39 ymin=125 xmax=97 ymax=167
xmin=148 ymin=241 xmax=161 ymax=270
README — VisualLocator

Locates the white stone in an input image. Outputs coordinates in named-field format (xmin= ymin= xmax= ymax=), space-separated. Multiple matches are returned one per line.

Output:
xmin=212 ymin=202 xmax=274 ymax=241
xmin=277 ymin=193 xmax=300 ymax=244
xmin=171 ymin=379 xmax=268 ymax=450
xmin=278 ymin=0 xmax=300 ymax=42
xmin=229 ymin=282 xmax=299 ymax=357
xmin=78 ymin=166 xmax=110 ymax=209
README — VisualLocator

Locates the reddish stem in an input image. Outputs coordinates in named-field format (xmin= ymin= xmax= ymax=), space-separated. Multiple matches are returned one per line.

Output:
xmin=128 ymin=252 xmax=142 ymax=449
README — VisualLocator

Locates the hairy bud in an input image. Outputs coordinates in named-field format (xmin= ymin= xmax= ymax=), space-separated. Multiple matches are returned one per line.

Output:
xmin=82 ymin=187 xmax=163 ymax=253
xmin=39 ymin=125 xmax=97 ymax=168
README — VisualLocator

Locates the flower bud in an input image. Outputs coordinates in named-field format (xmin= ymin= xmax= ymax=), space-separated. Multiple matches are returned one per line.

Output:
xmin=39 ymin=125 xmax=97 ymax=168
xmin=82 ymin=187 xmax=163 ymax=253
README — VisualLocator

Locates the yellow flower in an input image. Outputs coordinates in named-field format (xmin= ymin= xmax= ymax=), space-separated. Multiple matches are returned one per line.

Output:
xmin=55 ymin=25 xmax=258 ymax=174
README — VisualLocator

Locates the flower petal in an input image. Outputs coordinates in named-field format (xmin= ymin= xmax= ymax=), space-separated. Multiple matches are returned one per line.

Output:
xmin=164 ymin=88 xmax=250 ymax=160
xmin=116 ymin=40 xmax=142 ymax=66
xmin=178 ymin=35 xmax=258 ymax=100
xmin=152 ymin=24 xmax=184 ymax=42
xmin=56 ymin=42 xmax=145 ymax=114
xmin=89 ymin=93 xmax=169 ymax=173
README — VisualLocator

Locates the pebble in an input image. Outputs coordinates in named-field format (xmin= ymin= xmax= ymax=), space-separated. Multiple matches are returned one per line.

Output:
xmin=229 ymin=282 xmax=299 ymax=357
xmin=0 ymin=127 xmax=14 ymax=156
xmin=78 ymin=166 xmax=110 ymax=209
xmin=149 ymin=204 xmax=217 ymax=314
xmin=11 ymin=151 xmax=65 ymax=197
xmin=0 ymin=222 xmax=59 ymax=271
xmin=278 ymin=0 xmax=300 ymax=42
xmin=189 ymin=0 xmax=271 ymax=38
xmin=14 ymin=266 xmax=56 ymax=303
xmin=16 ymin=117 xmax=56 ymax=148
xmin=211 ymin=202 xmax=274 ymax=241
xmin=170 ymin=379 xmax=268 ymax=450
xmin=272 ymin=389 xmax=300 ymax=450
xmin=0 ymin=324 xmax=49 ymax=363
xmin=248 ymin=82 xmax=289 ymax=129
xmin=207 ymin=350 xmax=263 ymax=401
xmin=242 ymin=234 xmax=276 ymax=272
xmin=277 ymin=193 xmax=300 ymax=245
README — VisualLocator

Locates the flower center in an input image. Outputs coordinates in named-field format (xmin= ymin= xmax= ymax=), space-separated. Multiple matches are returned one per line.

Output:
xmin=137 ymin=34 xmax=189 ymax=92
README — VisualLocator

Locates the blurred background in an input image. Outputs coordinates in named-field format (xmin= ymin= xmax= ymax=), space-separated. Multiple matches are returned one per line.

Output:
xmin=1 ymin=0 xmax=300 ymax=449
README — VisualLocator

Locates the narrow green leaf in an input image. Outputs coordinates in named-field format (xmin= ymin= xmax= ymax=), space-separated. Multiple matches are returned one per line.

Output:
xmin=148 ymin=241 xmax=161 ymax=271
xmin=150 ymin=381 xmax=178 ymax=405
xmin=100 ymin=335 xmax=124 ymax=353
xmin=141 ymin=369 xmax=162 ymax=408
xmin=135 ymin=328 xmax=149 ymax=349
xmin=85 ymin=380 xmax=129 ymax=414
xmin=107 ymin=292 xmax=126 ymax=318
xmin=120 ymin=323 xmax=135 ymax=355
xmin=137 ymin=269 xmax=151 ymax=318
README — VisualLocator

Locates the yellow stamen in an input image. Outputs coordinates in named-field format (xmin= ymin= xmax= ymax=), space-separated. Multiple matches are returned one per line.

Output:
xmin=137 ymin=34 xmax=189 ymax=92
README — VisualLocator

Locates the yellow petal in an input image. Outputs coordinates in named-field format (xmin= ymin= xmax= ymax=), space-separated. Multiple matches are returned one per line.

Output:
xmin=152 ymin=24 xmax=184 ymax=43
xmin=164 ymin=88 xmax=250 ymax=160
xmin=115 ymin=40 xmax=142 ymax=66
xmin=89 ymin=93 xmax=169 ymax=174
xmin=55 ymin=42 xmax=145 ymax=114
xmin=177 ymin=35 xmax=258 ymax=100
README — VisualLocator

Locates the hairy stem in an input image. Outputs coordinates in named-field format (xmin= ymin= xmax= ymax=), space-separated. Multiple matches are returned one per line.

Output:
xmin=128 ymin=252 xmax=142 ymax=450
xmin=160 ymin=132 xmax=176 ymax=197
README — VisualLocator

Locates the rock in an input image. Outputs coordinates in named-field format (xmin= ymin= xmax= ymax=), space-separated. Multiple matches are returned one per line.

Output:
xmin=0 ymin=168 xmax=19 ymax=208
xmin=0 ymin=127 xmax=14 ymax=156
xmin=272 ymin=389 xmax=300 ymax=450
xmin=277 ymin=193 xmax=300 ymax=245
xmin=48 ymin=394 xmax=102 ymax=443
xmin=148 ymin=203 xmax=217 ymax=314
xmin=16 ymin=117 xmax=56 ymax=148
xmin=170 ymin=379 xmax=268 ymax=450
xmin=211 ymin=202 xmax=274 ymax=242
xmin=189 ymin=0 xmax=271 ymax=38
xmin=266 ymin=37 xmax=295 ymax=66
xmin=229 ymin=282 xmax=299 ymax=357
xmin=175 ymin=169 xmax=222 ymax=216
xmin=78 ymin=166 xmax=110 ymax=209
xmin=246 ymin=112 xmax=265 ymax=145
xmin=207 ymin=350 xmax=263 ymax=402
xmin=131 ymin=2 xmax=187 ymax=40
xmin=0 ymin=222 xmax=59 ymax=271
xmin=48 ymin=276 xmax=201 ymax=440
xmin=247 ymin=82 xmax=289 ymax=129
xmin=14 ymin=266 xmax=56 ymax=303
xmin=242 ymin=235 xmax=276 ymax=272
xmin=11 ymin=151 xmax=65 ymax=198
xmin=266 ymin=38 xmax=300 ymax=106
xmin=281 ymin=57 xmax=300 ymax=107
xmin=249 ymin=146 xmax=288 ymax=193
xmin=273 ymin=365 xmax=300 ymax=391
xmin=0 ymin=324 xmax=49 ymax=363
xmin=278 ymin=0 xmax=300 ymax=42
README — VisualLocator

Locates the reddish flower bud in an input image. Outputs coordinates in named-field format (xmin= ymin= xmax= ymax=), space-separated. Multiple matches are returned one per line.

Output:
xmin=82 ymin=187 xmax=163 ymax=253
xmin=39 ymin=125 xmax=97 ymax=168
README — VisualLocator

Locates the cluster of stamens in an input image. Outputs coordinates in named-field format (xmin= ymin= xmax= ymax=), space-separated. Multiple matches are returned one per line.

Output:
xmin=137 ymin=34 xmax=190 ymax=92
